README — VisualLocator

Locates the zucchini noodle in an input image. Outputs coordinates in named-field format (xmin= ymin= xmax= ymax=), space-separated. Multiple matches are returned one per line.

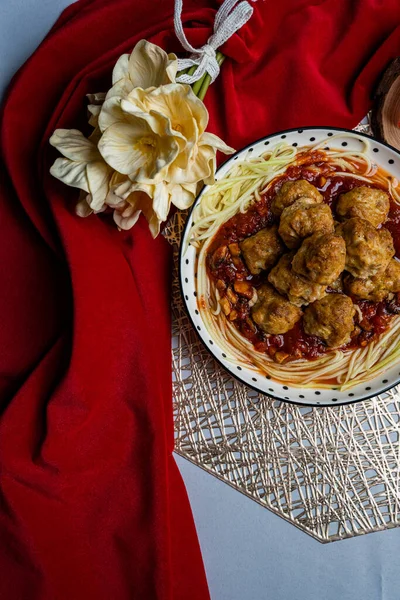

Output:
xmin=188 ymin=133 xmax=400 ymax=390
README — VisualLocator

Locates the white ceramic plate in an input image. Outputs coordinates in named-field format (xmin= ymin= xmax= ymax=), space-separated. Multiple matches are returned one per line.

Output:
xmin=180 ymin=127 xmax=400 ymax=406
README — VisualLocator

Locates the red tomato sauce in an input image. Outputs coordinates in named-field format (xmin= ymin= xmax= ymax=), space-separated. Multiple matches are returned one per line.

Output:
xmin=206 ymin=151 xmax=400 ymax=363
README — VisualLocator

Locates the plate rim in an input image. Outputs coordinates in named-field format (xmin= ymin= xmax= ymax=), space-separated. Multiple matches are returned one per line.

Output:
xmin=179 ymin=125 xmax=400 ymax=407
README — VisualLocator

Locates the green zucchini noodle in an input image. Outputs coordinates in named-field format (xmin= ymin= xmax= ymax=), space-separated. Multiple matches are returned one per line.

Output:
xmin=187 ymin=133 xmax=400 ymax=390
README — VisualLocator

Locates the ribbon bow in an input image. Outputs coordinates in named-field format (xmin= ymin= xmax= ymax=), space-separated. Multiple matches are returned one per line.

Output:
xmin=175 ymin=0 xmax=255 ymax=85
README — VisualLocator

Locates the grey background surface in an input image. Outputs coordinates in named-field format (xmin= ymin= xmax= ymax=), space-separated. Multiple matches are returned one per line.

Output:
xmin=1 ymin=1 xmax=399 ymax=598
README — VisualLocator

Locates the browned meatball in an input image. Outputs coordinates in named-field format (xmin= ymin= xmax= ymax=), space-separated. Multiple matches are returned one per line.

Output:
xmin=251 ymin=283 xmax=302 ymax=334
xmin=279 ymin=199 xmax=334 ymax=249
xmin=268 ymin=252 xmax=327 ymax=306
xmin=343 ymin=258 xmax=400 ymax=302
xmin=336 ymin=217 xmax=394 ymax=278
xmin=292 ymin=232 xmax=346 ymax=285
xmin=328 ymin=275 xmax=344 ymax=293
xmin=240 ymin=225 xmax=284 ymax=275
xmin=336 ymin=186 xmax=389 ymax=227
xmin=303 ymin=294 xmax=356 ymax=348
xmin=271 ymin=180 xmax=323 ymax=217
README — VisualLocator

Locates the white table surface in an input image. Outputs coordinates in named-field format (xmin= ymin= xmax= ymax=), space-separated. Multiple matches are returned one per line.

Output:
xmin=1 ymin=2 xmax=400 ymax=598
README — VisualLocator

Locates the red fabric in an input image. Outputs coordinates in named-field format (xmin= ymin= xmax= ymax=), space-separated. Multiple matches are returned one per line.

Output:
xmin=0 ymin=0 xmax=399 ymax=598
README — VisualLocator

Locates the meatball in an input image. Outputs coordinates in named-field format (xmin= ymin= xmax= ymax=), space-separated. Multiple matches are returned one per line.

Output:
xmin=279 ymin=199 xmax=334 ymax=249
xmin=268 ymin=252 xmax=327 ymax=306
xmin=328 ymin=275 xmax=344 ymax=293
xmin=271 ymin=180 xmax=323 ymax=217
xmin=292 ymin=232 xmax=346 ymax=285
xmin=251 ymin=283 xmax=302 ymax=334
xmin=240 ymin=225 xmax=284 ymax=275
xmin=336 ymin=186 xmax=389 ymax=227
xmin=344 ymin=258 xmax=400 ymax=302
xmin=303 ymin=294 xmax=356 ymax=348
xmin=336 ymin=217 xmax=394 ymax=278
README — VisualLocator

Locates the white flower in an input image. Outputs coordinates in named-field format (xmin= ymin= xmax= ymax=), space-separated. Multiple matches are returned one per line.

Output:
xmin=98 ymin=83 xmax=234 ymax=185
xmin=49 ymin=129 xmax=114 ymax=212
xmin=98 ymin=111 xmax=180 ymax=183
xmin=107 ymin=39 xmax=177 ymax=101
xmin=49 ymin=40 xmax=235 ymax=238
xmin=109 ymin=179 xmax=199 ymax=236
xmin=117 ymin=84 xmax=208 ymax=168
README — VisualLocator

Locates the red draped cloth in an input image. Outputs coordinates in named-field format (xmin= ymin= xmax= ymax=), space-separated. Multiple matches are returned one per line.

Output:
xmin=0 ymin=0 xmax=399 ymax=598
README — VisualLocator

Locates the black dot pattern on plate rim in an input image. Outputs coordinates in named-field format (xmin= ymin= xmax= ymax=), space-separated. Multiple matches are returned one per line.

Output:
xmin=264 ymin=140 xmax=270 ymax=145
xmin=373 ymin=148 xmax=379 ymax=152
xmin=197 ymin=326 xmax=201 ymax=331
xmin=195 ymin=309 xmax=199 ymax=315
xmin=252 ymin=377 xmax=257 ymax=382
xmin=310 ymin=137 xmax=315 ymax=141
xmin=389 ymin=159 xmax=394 ymax=164
xmin=281 ymin=135 xmax=286 ymax=139
xmin=327 ymin=132 xmax=333 ymax=136
xmin=185 ymin=259 xmax=189 ymax=265
xmin=341 ymin=142 xmax=348 ymax=146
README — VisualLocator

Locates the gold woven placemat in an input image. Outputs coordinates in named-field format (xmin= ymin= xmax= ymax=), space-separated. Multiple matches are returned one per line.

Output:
xmin=165 ymin=116 xmax=400 ymax=542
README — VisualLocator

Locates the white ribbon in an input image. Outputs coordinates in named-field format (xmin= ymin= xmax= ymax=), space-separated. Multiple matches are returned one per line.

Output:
xmin=174 ymin=0 xmax=255 ymax=85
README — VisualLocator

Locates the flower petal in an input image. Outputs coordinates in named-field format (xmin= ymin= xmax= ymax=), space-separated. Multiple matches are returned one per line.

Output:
xmin=88 ymin=103 xmax=102 ymax=128
xmin=113 ymin=201 xmax=142 ymax=230
xmin=50 ymin=157 xmax=89 ymax=193
xmin=98 ymin=97 xmax=124 ymax=132
xmin=87 ymin=92 xmax=106 ymax=105
xmin=127 ymin=83 xmax=206 ymax=142
xmin=128 ymin=40 xmax=176 ymax=89
xmin=169 ymin=182 xmax=196 ymax=210
xmin=76 ymin=193 xmax=94 ymax=217
xmin=199 ymin=132 xmax=235 ymax=154
xmin=112 ymin=53 xmax=129 ymax=85
xmin=167 ymin=143 xmax=216 ymax=185
xmin=113 ymin=190 xmax=161 ymax=237
xmin=86 ymin=161 xmax=113 ymax=211
xmin=152 ymin=182 xmax=171 ymax=222
xmin=50 ymin=129 xmax=99 ymax=162
xmin=98 ymin=117 xmax=178 ymax=182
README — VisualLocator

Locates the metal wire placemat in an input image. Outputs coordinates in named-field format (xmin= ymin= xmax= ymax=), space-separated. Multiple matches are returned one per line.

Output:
xmin=165 ymin=117 xmax=400 ymax=543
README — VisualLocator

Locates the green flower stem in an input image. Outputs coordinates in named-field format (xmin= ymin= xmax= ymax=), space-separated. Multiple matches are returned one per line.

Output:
xmin=176 ymin=64 xmax=197 ymax=79
xmin=191 ymin=73 xmax=207 ymax=97
xmin=195 ymin=52 xmax=226 ymax=101
xmin=177 ymin=52 xmax=226 ymax=100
